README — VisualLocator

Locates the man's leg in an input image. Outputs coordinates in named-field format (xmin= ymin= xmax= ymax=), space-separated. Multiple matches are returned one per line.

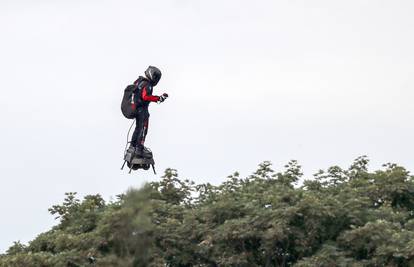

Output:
xmin=141 ymin=116 xmax=149 ymax=147
xmin=137 ymin=112 xmax=150 ymax=156
xmin=130 ymin=110 xmax=145 ymax=152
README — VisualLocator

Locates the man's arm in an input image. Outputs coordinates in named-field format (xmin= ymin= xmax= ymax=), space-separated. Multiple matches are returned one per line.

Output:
xmin=141 ymin=86 xmax=160 ymax=102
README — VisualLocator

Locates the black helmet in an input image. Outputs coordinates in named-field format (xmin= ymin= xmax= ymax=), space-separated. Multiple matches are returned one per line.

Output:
xmin=145 ymin=66 xmax=162 ymax=86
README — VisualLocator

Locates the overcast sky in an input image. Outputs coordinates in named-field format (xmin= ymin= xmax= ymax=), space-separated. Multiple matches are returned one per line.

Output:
xmin=1 ymin=0 xmax=413 ymax=252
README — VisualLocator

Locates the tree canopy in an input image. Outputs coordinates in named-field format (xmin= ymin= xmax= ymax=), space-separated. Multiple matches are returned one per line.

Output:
xmin=1 ymin=157 xmax=414 ymax=266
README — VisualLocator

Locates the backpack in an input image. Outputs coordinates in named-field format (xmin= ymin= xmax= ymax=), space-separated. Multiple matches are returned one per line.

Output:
xmin=121 ymin=77 xmax=146 ymax=119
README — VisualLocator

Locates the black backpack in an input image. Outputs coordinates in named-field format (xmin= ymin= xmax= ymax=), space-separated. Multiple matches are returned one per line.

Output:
xmin=121 ymin=77 xmax=146 ymax=119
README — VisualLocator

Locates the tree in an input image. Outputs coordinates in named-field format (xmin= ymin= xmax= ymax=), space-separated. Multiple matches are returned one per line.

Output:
xmin=1 ymin=158 xmax=414 ymax=266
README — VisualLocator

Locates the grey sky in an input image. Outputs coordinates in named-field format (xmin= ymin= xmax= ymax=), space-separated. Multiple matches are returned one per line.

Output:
xmin=1 ymin=0 xmax=413 ymax=252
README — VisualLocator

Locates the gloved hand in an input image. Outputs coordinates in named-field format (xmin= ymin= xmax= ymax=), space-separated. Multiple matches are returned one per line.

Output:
xmin=158 ymin=93 xmax=169 ymax=103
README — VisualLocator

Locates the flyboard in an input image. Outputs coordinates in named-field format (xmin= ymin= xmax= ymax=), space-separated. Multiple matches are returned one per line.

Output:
xmin=121 ymin=121 xmax=156 ymax=174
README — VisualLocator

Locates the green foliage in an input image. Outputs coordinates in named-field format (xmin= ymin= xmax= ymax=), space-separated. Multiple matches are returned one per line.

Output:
xmin=5 ymin=242 xmax=26 ymax=255
xmin=1 ymin=158 xmax=414 ymax=266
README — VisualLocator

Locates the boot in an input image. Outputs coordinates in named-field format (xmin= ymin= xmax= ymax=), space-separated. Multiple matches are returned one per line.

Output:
xmin=142 ymin=147 xmax=153 ymax=159
xmin=134 ymin=147 xmax=144 ymax=158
